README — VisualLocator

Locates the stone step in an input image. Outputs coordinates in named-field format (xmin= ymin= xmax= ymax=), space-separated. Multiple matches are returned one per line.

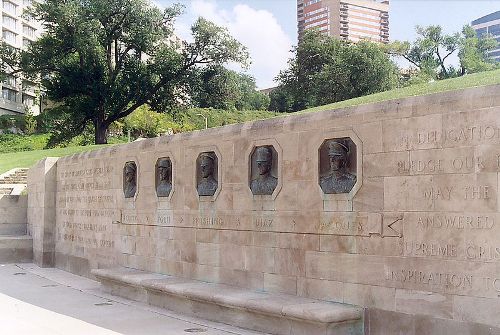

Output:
xmin=92 ymin=268 xmax=364 ymax=335
xmin=0 ymin=235 xmax=33 ymax=263
xmin=0 ymin=189 xmax=12 ymax=195
xmin=0 ymin=223 xmax=27 ymax=235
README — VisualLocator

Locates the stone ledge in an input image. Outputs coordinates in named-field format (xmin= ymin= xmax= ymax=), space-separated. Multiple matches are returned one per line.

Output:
xmin=0 ymin=235 xmax=33 ymax=263
xmin=92 ymin=267 xmax=364 ymax=335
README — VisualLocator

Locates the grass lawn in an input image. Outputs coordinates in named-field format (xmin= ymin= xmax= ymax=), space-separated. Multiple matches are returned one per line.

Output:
xmin=0 ymin=145 xmax=107 ymax=174
xmin=299 ymin=68 xmax=500 ymax=113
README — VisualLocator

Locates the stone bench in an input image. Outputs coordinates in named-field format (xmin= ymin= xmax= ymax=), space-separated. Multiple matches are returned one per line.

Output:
xmin=92 ymin=268 xmax=364 ymax=335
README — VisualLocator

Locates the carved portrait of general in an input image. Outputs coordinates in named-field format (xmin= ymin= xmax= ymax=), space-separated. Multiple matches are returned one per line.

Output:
xmin=250 ymin=146 xmax=278 ymax=195
xmin=319 ymin=139 xmax=356 ymax=194
xmin=197 ymin=152 xmax=218 ymax=196
xmin=123 ymin=161 xmax=137 ymax=198
xmin=156 ymin=158 xmax=172 ymax=197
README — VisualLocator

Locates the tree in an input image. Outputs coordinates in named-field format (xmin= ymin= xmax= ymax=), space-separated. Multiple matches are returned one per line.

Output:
xmin=1 ymin=0 xmax=248 ymax=145
xmin=273 ymin=30 xmax=398 ymax=112
xmin=388 ymin=25 xmax=461 ymax=79
xmin=459 ymin=25 xmax=498 ymax=75
xmin=191 ymin=65 xmax=269 ymax=111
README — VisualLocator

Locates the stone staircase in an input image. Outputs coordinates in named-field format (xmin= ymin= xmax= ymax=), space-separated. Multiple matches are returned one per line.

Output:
xmin=0 ymin=168 xmax=28 ymax=185
xmin=0 ymin=168 xmax=32 ymax=263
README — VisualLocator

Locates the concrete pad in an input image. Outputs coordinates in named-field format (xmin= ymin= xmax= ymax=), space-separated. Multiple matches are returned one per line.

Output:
xmin=0 ymin=264 xmax=266 ymax=335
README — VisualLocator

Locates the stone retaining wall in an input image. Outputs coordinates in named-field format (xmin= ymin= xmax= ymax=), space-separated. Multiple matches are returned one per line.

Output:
xmin=29 ymin=84 xmax=500 ymax=333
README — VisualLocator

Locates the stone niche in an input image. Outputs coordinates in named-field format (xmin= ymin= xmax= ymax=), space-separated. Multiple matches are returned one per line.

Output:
xmin=29 ymin=84 xmax=500 ymax=334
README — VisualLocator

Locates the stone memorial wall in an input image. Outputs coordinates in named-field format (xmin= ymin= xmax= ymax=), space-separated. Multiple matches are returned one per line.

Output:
xmin=28 ymin=84 xmax=500 ymax=332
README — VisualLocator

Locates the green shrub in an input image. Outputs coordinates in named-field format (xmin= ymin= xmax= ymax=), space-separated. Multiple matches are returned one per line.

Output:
xmin=0 ymin=115 xmax=26 ymax=132
xmin=0 ymin=133 xmax=50 ymax=153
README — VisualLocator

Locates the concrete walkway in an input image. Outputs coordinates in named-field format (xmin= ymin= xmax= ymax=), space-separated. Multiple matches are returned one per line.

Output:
xmin=0 ymin=263 xmax=267 ymax=335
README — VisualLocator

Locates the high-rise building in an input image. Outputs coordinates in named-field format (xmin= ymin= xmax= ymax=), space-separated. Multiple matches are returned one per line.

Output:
xmin=1 ymin=0 xmax=42 ymax=116
xmin=471 ymin=11 xmax=500 ymax=62
xmin=297 ymin=0 xmax=389 ymax=44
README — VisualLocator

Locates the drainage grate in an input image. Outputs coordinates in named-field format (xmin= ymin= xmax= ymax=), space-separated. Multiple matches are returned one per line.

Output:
xmin=42 ymin=284 xmax=58 ymax=288
xmin=13 ymin=272 xmax=26 ymax=275
xmin=94 ymin=302 xmax=113 ymax=306
xmin=184 ymin=328 xmax=208 ymax=333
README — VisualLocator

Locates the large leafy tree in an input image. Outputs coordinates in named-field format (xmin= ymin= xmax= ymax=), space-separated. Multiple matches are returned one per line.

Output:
xmin=191 ymin=65 xmax=269 ymax=111
xmin=271 ymin=30 xmax=397 ymax=112
xmin=2 ymin=0 xmax=248 ymax=145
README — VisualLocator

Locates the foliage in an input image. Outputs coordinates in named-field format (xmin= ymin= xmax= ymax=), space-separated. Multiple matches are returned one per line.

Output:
xmin=1 ymin=0 xmax=248 ymax=145
xmin=388 ymin=25 xmax=498 ymax=81
xmin=191 ymin=65 xmax=270 ymax=111
xmin=387 ymin=25 xmax=460 ymax=80
xmin=123 ymin=105 xmax=182 ymax=137
xmin=273 ymin=30 xmax=398 ymax=112
xmin=301 ymin=68 xmax=500 ymax=114
xmin=268 ymin=88 xmax=293 ymax=112
xmin=181 ymin=107 xmax=277 ymax=129
xmin=459 ymin=25 xmax=498 ymax=75
xmin=121 ymin=105 xmax=277 ymax=138
xmin=0 ymin=115 xmax=26 ymax=132
xmin=0 ymin=133 xmax=50 ymax=153
xmin=24 ymin=110 xmax=37 ymax=135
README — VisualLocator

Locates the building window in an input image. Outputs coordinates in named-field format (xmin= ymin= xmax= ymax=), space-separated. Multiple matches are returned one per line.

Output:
xmin=22 ymin=94 xmax=35 ymax=106
xmin=2 ymin=87 xmax=17 ymax=102
xmin=3 ymin=75 xmax=16 ymax=87
xmin=23 ymin=24 xmax=36 ymax=37
xmin=488 ymin=24 xmax=500 ymax=36
xmin=22 ymin=81 xmax=36 ymax=93
xmin=2 ymin=29 xmax=17 ymax=44
xmin=306 ymin=0 xmax=321 ymax=5
xmin=2 ymin=0 xmax=16 ymax=14
xmin=2 ymin=15 xmax=16 ymax=30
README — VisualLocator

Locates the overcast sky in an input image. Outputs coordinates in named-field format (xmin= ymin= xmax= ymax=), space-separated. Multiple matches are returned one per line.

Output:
xmin=156 ymin=0 xmax=500 ymax=89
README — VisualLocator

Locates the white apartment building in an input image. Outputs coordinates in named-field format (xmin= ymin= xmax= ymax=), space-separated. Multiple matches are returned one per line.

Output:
xmin=1 ymin=0 xmax=42 ymax=116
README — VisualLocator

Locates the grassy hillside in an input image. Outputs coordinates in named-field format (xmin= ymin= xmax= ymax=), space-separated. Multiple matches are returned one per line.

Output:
xmin=300 ymin=68 xmax=500 ymax=113
xmin=0 ymin=145 xmax=106 ymax=174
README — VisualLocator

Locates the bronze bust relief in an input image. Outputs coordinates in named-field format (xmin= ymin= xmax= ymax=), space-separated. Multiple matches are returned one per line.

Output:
xmin=250 ymin=146 xmax=278 ymax=195
xmin=156 ymin=158 xmax=172 ymax=197
xmin=319 ymin=140 xmax=356 ymax=194
xmin=123 ymin=161 xmax=137 ymax=198
xmin=197 ymin=152 xmax=218 ymax=196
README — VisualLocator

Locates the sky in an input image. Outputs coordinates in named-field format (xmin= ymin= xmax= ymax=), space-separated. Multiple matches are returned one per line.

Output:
xmin=156 ymin=0 xmax=500 ymax=89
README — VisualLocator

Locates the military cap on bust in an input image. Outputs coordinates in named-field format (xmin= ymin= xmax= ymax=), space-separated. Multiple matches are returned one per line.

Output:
xmin=125 ymin=162 xmax=137 ymax=172
xmin=199 ymin=153 xmax=215 ymax=162
xmin=328 ymin=141 xmax=349 ymax=157
xmin=157 ymin=159 xmax=171 ymax=168
xmin=255 ymin=146 xmax=273 ymax=162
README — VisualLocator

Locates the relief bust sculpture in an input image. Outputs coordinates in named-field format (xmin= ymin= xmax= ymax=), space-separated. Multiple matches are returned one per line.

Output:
xmin=197 ymin=153 xmax=218 ymax=196
xmin=320 ymin=140 xmax=356 ymax=194
xmin=123 ymin=161 xmax=137 ymax=198
xmin=156 ymin=158 xmax=172 ymax=197
xmin=250 ymin=146 xmax=278 ymax=195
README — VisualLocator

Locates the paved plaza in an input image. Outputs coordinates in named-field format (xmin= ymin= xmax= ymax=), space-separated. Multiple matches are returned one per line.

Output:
xmin=0 ymin=263 xmax=266 ymax=335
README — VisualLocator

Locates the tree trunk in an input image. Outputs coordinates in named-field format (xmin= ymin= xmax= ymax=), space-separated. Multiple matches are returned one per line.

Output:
xmin=94 ymin=118 xmax=108 ymax=144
